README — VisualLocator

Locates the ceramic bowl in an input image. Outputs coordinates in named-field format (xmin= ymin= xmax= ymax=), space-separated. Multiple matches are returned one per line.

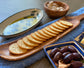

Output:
xmin=75 ymin=32 xmax=84 ymax=51
xmin=0 ymin=8 xmax=43 ymax=38
xmin=44 ymin=41 xmax=84 ymax=68
xmin=44 ymin=1 xmax=69 ymax=19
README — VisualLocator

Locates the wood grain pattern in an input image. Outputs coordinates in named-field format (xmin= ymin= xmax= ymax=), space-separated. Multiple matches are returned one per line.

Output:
xmin=44 ymin=1 xmax=69 ymax=19
xmin=0 ymin=14 xmax=84 ymax=61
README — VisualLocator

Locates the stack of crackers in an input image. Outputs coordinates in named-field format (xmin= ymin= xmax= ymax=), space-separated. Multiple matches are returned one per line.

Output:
xmin=9 ymin=20 xmax=73 ymax=55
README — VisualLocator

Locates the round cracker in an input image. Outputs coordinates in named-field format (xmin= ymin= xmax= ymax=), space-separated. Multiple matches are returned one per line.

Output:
xmin=56 ymin=21 xmax=69 ymax=28
xmin=22 ymin=37 xmax=38 ymax=47
xmin=38 ymin=30 xmax=52 ymax=38
xmin=34 ymin=32 xmax=48 ymax=39
xmin=44 ymin=27 xmax=59 ymax=34
xmin=59 ymin=20 xmax=73 ymax=27
xmin=31 ymin=33 xmax=46 ymax=41
xmin=27 ymin=35 xmax=43 ymax=44
xmin=9 ymin=43 xmax=27 ymax=55
xmin=51 ymin=22 xmax=65 ymax=30
xmin=42 ymin=28 xmax=57 ymax=36
xmin=17 ymin=40 xmax=33 ymax=49
xmin=49 ymin=25 xmax=63 ymax=32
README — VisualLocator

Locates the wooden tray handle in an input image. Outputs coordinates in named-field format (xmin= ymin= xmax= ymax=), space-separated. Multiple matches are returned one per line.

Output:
xmin=75 ymin=14 xmax=84 ymax=20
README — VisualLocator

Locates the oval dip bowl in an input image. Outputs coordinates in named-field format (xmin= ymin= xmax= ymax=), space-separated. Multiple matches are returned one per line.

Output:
xmin=0 ymin=8 xmax=43 ymax=38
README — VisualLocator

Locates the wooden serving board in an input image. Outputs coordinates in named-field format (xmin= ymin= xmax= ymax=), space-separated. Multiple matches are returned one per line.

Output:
xmin=0 ymin=14 xmax=84 ymax=61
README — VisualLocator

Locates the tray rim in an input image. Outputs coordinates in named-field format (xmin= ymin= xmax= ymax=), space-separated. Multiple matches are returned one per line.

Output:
xmin=74 ymin=32 xmax=84 ymax=51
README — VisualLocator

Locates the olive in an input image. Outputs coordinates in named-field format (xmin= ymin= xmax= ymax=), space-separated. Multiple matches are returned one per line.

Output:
xmin=62 ymin=52 xmax=71 ymax=57
xmin=60 ymin=47 xmax=69 ymax=53
xmin=72 ymin=53 xmax=83 ymax=61
xmin=63 ymin=53 xmax=73 ymax=64
xmin=68 ymin=46 xmax=77 ymax=53
xmin=53 ymin=52 xmax=63 ymax=63
xmin=50 ymin=48 xmax=60 ymax=58
xmin=69 ymin=61 xmax=83 ymax=68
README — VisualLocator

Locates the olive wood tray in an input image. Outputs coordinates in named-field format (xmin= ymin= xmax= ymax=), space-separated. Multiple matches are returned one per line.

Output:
xmin=0 ymin=14 xmax=84 ymax=61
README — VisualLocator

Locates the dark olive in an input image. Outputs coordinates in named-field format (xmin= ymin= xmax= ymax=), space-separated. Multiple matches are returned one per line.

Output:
xmin=60 ymin=47 xmax=69 ymax=53
xmin=53 ymin=52 xmax=63 ymax=63
xmin=63 ymin=53 xmax=73 ymax=64
xmin=62 ymin=52 xmax=71 ymax=57
xmin=69 ymin=61 xmax=83 ymax=68
xmin=72 ymin=53 xmax=83 ymax=61
xmin=50 ymin=48 xmax=60 ymax=58
xmin=68 ymin=46 xmax=77 ymax=53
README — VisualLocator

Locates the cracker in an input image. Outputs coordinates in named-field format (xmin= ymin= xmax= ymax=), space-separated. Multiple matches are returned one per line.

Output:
xmin=42 ymin=28 xmax=57 ymax=36
xmin=51 ymin=22 xmax=65 ymax=30
xmin=22 ymin=37 xmax=38 ymax=47
xmin=44 ymin=27 xmax=59 ymax=34
xmin=49 ymin=25 xmax=63 ymax=32
xmin=31 ymin=33 xmax=46 ymax=41
xmin=59 ymin=20 xmax=73 ymax=27
xmin=27 ymin=35 xmax=43 ymax=44
xmin=34 ymin=32 xmax=48 ymax=39
xmin=56 ymin=21 xmax=69 ymax=28
xmin=17 ymin=40 xmax=33 ymax=49
xmin=9 ymin=43 xmax=27 ymax=55
xmin=38 ymin=30 xmax=52 ymax=38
